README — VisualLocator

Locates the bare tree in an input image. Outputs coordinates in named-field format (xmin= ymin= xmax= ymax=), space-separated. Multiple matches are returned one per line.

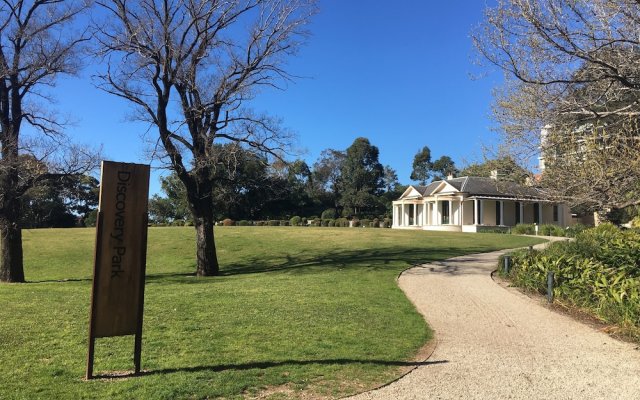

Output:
xmin=94 ymin=0 xmax=315 ymax=276
xmin=0 ymin=0 xmax=96 ymax=283
xmin=474 ymin=0 xmax=640 ymax=212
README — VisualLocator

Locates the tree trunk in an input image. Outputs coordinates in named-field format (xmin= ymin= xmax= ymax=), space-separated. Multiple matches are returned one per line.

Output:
xmin=0 ymin=213 xmax=25 ymax=283
xmin=0 ymin=153 xmax=26 ymax=282
xmin=191 ymin=196 xmax=219 ymax=276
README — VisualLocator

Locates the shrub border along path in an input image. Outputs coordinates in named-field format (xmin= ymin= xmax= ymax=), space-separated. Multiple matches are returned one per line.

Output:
xmin=349 ymin=240 xmax=640 ymax=400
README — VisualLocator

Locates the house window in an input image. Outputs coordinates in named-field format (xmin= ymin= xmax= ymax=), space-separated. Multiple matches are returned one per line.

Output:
xmin=553 ymin=205 xmax=559 ymax=222
xmin=515 ymin=202 xmax=521 ymax=224
xmin=442 ymin=201 xmax=450 ymax=224
xmin=409 ymin=204 xmax=415 ymax=225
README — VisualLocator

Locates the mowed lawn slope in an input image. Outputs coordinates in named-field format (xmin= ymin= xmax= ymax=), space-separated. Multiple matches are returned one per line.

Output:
xmin=0 ymin=227 xmax=543 ymax=399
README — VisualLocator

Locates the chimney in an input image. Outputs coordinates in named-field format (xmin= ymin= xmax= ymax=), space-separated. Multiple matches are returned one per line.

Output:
xmin=446 ymin=174 xmax=454 ymax=180
xmin=490 ymin=169 xmax=498 ymax=180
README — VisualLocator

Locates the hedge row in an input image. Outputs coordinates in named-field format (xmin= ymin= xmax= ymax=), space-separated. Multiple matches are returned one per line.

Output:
xmin=511 ymin=223 xmax=588 ymax=237
xmin=217 ymin=217 xmax=393 ymax=228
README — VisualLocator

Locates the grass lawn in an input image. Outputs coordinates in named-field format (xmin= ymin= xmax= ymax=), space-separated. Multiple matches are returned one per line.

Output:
xmin=0 ymin=227 xmax=543 ymax=399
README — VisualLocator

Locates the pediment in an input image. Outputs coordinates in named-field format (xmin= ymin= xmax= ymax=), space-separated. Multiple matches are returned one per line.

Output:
xmin=398 ymin=185 xmax=423 ymax=200
xmin=430 ymin=181 xmax=460 ymax=195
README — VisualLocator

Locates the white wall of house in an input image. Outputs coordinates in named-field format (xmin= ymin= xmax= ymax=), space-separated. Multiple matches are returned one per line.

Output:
xmin=482 ymin=200 xmax=496 ymax=225
xmin=503 ymin=201 xmax=516 ymax=226
xmin=462 ymin=201 xmax=474 ymax=225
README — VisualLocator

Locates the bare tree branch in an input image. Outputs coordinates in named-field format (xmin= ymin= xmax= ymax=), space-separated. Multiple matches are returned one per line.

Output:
xmin=94 ymin=0 xmax=316 ymax=276
xmin=474 ymin=0 xmax=640 ymax=214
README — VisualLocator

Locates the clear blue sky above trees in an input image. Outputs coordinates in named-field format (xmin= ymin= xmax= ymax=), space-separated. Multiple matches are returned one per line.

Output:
xmin=50 ymin=1 xmax=500 ymax=195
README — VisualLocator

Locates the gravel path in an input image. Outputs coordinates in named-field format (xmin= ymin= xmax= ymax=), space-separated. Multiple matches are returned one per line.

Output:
xmin=348 ymin=245 xmax=640 ymax=399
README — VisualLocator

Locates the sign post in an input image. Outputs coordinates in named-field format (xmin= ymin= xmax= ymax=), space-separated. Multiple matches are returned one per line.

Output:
xmin=86 ymin=161 xmax=150 ymax=379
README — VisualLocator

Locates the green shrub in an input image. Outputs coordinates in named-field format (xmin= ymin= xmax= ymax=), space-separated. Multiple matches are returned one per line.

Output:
xmin=327 ymin=219 xmax=336 ymax=227
xmin=237 ymin=220 xmax=251 ymax=226
xmin=351 ymin=218 xmax=360 ymax=228
xmin=336 ymin=218 xmax=349 ymax=227
xmin=222 ymin=218 xmax=235 ymax=226
xmin=539 ymin=224 xmax=565 ymax=237
xmin=290 ymin=216 xmax=302 ymax=226
xmin=267 ymin=220 xmax=279 ymax=226
xmin=360 ymin=219 xmax=371 ymax=228
xmin=565 ymin=223 xmax=588 ymax=238
xmin=478 ymin=226 xmax=509 ymax=234
xmin=321 ymin=208 xmax=337 ymax=220
xmin=504 ymin=223 xmax=640 ymax=334
xmin=382 ymin=217 xmax=392 ymax=228
xmin=513 ymin=223 xmax=535 ymax=235
xmin=372 ymin=218 xmax=380 ymax=228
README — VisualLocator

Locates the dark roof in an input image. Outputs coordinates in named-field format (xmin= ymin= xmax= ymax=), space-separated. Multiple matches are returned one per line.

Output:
xmin=458 ymin=176 xmax=544 ymax=199
xmin=444 ymin=177 xmax=466 ymax=191
xmin=403 ymin=176 xmax=547 ymax=200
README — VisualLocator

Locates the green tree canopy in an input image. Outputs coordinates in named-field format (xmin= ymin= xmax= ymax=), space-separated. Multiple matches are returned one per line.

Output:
xmin=337 ymin=137 xmax=384 ymax=217
xmin=432 ymin=156 xmax=459 ymax=180
xmin=460 ymin=157 xmax=529 ymax=183
xmin=410 ymin=146 xmax=432 ymax=185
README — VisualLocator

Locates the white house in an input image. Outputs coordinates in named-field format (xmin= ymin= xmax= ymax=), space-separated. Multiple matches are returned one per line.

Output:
xmin=392 ymin=176 xmax=571 ymax=232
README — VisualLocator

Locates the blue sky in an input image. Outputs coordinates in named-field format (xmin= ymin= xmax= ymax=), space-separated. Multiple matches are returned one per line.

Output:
xmin=53 ymin=1 xmax=501 ymax=195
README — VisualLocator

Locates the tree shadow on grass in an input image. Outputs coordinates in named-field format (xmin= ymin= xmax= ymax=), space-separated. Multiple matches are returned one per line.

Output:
xmin=138 ymin=245 xmax=504 ymax=286
xmin=93 ymin=358 xmax=449 ymax=379
xmin=217 ymin=246 xmax=491 ymax=277
xmin=29 ymin=244 xmax=506 ymax=285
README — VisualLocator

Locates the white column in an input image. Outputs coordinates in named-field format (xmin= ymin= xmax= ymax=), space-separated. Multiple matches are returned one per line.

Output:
xmin=434 ymin=200 xmax=439 ymax=225
xmin=499 ymin=201 xmax=504 ymax=226
xmin=474 ymin=198 xmax=478 ymax=225
xmin=425 ymin=203 xmax=429 ymax=225
xmin=406 ymin=203 xmax=410 ymax=226
xmin=401 ymin=203 xmax=405 ymax=226
xmin=413 ymin=203 xmax=417 ymax=226
xmin=448 ymin=200 xmax=453 ymax=225
xmin=432 ymin=202 xmax=436 ymax=225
